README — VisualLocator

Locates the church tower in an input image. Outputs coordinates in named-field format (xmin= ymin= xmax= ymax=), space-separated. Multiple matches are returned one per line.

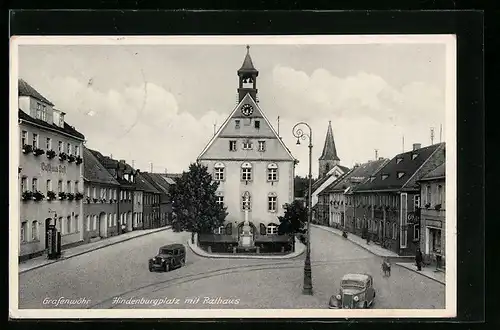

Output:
xmin=318 ymin=121 xmax=340 ymax=178
xmin=237 ymin=45 xmax=259 ymax=102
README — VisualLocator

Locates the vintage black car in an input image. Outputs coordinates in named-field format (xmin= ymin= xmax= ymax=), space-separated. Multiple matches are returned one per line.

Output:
xmin=328 ymin=273 xmax=376 ymax=309
xmin=148 ymin=244 xmax=186 ymax=272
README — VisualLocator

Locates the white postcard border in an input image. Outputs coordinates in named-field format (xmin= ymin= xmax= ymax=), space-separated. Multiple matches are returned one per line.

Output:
xmin=9 ymin=34 xmax=457 ymax=319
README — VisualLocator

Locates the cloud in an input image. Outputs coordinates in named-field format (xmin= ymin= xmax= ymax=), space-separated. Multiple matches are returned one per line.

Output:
xmin=271 ymin=65 xmax=444 ymax=126
xmin=40 ymin=77 xmax=228 ymax=174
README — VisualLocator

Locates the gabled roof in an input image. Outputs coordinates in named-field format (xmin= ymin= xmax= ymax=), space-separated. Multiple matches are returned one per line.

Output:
xmin=238 ymin=45 xmax=258 ymax=74
xmin=419 ymin=162 xmax=445 ymax=181
xmin=19 ymin=109 xmax=85 ymax=140
xmin=319 ymin=121 xmax=340 ymax=161
xmin=197 ymin=93 xmax=295 ymax=161
xmin=87 ymin=149 xmax=136 ymax=187
xmin=311 ymin=164 xmax=350 ymax=191
xmin=141 ymin=172 xmax=172 ymax=195
xmin=354 ymin=143 xmax=445 ymax=192
xmin=135 ymin=172 xmax=161 ymax=193
xmin=324 ymin=158 xmax=390 ymax=193
xmin=18 ymin=79 xmax=54 ymax=106
xmin=83 ymin=147 xmax=120 ymax=186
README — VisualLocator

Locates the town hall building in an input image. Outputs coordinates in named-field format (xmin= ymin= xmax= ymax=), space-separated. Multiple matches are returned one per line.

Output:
xmin=197 ymin=46 xmax=296 ymax=251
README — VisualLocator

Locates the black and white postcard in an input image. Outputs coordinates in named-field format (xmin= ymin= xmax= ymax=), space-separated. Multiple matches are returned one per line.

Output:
xmin=9 ymin=35 xmax=456 ymax=318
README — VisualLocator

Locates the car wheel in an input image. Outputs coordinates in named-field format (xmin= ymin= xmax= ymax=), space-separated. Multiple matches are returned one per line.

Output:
xmin=164 ymin=262 xmax=170 ymax=272
xmin=148 ymin=264 xmax=153 ymax=272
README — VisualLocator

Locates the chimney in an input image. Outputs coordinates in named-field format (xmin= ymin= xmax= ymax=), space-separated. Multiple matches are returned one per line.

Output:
xmin=413 ymin=143 xmax=421 ymax=151
xmin=119 ymin=159 xmax=126 ymax=164
xmin=378 ymin=157 xmax=384 ymax=160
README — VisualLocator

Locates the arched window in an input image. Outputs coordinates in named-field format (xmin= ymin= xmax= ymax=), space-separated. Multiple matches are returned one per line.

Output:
xmin=241 ymin=162 xmax=253 ymax=181
xmin=268 ymin=192 xmax=277 ymax=212
xmin=214 ymin=162 xmax=225 ymax=181
xmin=242 ymin=191 xmax=251 ymax=210
xmin=31 ymin=220 xmax=38 ymax=241
xmin=267 ymin=163 xmax=279 ymax=182
xmin=214 ymin=225 xmax=225 ymax=234
xmin=267 ymin=223 xmax=278 ymax=235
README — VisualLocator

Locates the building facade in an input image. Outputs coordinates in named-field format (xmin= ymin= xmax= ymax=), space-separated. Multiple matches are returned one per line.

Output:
xmin=88 ymin=150 xmax=137 ymax=233
xmin=82 ymin=147 xmax=120 ymax=243
xmin=352 ymin=143 xmax=445 ymax=256
xmin=197 ymin=47 xmax=295 ymax=246
xmin=142 ymin=172 xmax=175 ymax=227
xmin=132 ymin=189 xmax=143 ymax=230
xmin=325 ymin=158 xmax=389 ymax=229
xmin=18 ymin=79 xmax=85 ymax=260
xmin=311 ymin=121 xmax=349 ymax=225
xmin=135 ymin=172 xmax=161 ymax=229
xmin=418 ymin=163 xmax=446 ymax=269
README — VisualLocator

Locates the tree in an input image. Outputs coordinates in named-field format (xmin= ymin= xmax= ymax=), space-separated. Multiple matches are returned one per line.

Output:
xmin=170 ymin=162 xmax=228 ymax=243
xmin=278 ymin=200 xmax=308 ymax=245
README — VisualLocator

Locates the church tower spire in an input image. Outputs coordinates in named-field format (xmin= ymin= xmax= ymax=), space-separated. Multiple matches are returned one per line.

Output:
xmin=237 ymin=45 xmax=259 ymax=102
xmin=318 ymin=121 xmax=340 ymax=178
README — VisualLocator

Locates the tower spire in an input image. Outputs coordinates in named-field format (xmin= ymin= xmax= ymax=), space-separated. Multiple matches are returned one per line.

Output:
xmin=237 ymin=45 xmax=259 ymax=102
xmin=318 ymin=121 xmax=340 ymax=178
xmin=319 ymin=121 xmax=340 ymax=162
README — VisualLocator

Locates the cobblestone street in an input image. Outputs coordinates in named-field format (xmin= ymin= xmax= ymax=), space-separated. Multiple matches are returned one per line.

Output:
xmin=19 ymin=227 xmax=445 ymax=309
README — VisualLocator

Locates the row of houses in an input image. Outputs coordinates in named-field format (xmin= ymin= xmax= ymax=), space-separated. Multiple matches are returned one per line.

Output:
xmin=17 ymin=79 xmax=178 ymax=261
xmin=312 ymin=142 xmax=446 ymax=268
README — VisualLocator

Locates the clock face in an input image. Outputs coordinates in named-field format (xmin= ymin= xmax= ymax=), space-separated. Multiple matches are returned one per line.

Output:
xmin=241 ymin=104 xmax=254 ymax=116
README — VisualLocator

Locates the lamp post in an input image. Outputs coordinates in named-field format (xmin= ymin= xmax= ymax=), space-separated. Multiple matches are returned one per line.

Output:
xmin=292 ymin=122 xmax=313 ymax=295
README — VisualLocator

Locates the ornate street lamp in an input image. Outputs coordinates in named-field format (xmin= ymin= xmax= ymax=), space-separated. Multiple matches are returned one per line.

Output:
xmin=292 ymin=122 xmax=313 ymax=295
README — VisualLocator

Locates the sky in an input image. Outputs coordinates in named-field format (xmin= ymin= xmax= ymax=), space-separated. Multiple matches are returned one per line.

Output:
xmin=17 ymin=40 xmax=448 ymax=177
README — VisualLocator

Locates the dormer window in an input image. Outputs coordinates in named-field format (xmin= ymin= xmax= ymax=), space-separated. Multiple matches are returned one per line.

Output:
xmin=59 ymin=114 xmax=64 ymax=127
xmin=396 ymin=157 xmax=403 ymax=164
xmin=412 ymin=154 xmax=418 ymax=160
xmin=397 ymin=172 xmax=405 ymax=179
xmin=235 ymin=120 xmax=240 ymax=129
xmin=382 ymin=174 xmax=389 ymax=180
xmin=254 ymin=120 xmax=260 ymax=129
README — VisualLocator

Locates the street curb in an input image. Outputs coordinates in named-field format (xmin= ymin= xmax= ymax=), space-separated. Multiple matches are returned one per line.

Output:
xmin=396 ymin=263 xmax=445 ymax=285
xmin=187 ymin=239 xmax=305 ymax=260
xmin=312 ymin=224 xmax=411 ymax=261
xmin=19 ymin=227 xmax=171 ymax=274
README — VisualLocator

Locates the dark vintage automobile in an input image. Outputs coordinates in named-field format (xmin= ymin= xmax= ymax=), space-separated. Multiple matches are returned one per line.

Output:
xmin=329 ymin=273 xmax=376 ymax=309
xmin=148 ymin=244 xmax=186 ymax=272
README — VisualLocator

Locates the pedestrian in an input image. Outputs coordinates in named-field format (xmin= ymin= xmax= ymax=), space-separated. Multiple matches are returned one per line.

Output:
xmin=415 ymin=248 xmax=423 ymax=271
xmin=381 ymin=258 xmax=391 ymax=277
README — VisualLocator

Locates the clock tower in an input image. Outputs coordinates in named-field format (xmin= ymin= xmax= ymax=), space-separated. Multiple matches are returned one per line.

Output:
xmin=237 ymin=45 xmax=259 ymax=102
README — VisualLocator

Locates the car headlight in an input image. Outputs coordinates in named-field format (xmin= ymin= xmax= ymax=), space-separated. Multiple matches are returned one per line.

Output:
xmin=336 ymin=295 xmax=341 ymax=300
xmin=353 ymin=296 xmax=359 ymax=302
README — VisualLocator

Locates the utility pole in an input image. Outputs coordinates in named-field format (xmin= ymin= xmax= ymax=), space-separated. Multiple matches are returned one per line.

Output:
xmin=150 ymin=162 xmax=153 ymax=173
xmin=277 ymin=116 xmax=280 ymax=137
xmin=213 ymin=122 xmax=216 ymax=136
xmin=402 ymin=135 xmax=405 ymax=152
xmin=430 ymin=127 xmax=435 ymax=145
xmin=375 ymin=149 xmax=378 ymax=160
xmin=440 ymin=124 xmax=443 ymax=143
xmin=132 ymin=160 xmax=135 ymax=168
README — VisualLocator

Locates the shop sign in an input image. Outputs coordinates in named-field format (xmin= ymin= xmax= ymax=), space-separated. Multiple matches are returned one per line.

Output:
xmin=41 ymin=162 xmax=67 ymax=174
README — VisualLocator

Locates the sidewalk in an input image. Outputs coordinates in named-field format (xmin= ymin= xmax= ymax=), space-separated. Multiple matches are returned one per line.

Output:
xmin=313 ymin=224 xmax=402 ymax=259
xmin=19 ymin=226 xmax=170 ymax=274
xmin=188 ymin=235 xmax=305 ymax=259
xmin=396 ymin=262 xmax=445 ymax=285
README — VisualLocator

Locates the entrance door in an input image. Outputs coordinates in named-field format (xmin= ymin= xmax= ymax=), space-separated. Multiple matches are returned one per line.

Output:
xmin=99 ymin=212 xmax=107 ymax=238
xmin=45 ymin=218 xmax=52 ymax=249
xmin=127 ymin=211 xmax=132 ymax=231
